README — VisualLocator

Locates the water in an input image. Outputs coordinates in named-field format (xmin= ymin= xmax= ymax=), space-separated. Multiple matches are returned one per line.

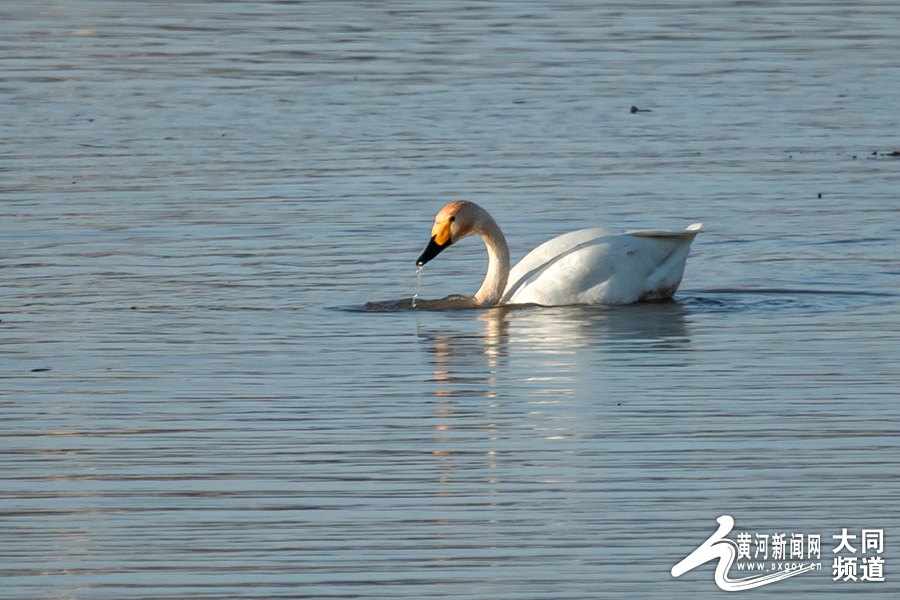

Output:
xmin=412 ymin=265 xmax=423 ymax=309
xmin=2 ymin=1 xmax=900 ymax=598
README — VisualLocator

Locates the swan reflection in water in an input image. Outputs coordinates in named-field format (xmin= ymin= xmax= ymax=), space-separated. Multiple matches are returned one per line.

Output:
xmin=418 ymin=303 xmax=693 ymax=550
xmin=510 ymin=302 xmax=692 ymax=356
xmin=419 ymin=308 xmax=511 ymax=400
xmin=418 ymin=302 xmax=692 ymax=441
xmin=417 ymin=302 xmax=692 ymax=399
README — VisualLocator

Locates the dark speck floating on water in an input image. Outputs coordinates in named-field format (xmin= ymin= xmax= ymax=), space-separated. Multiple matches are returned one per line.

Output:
xmin=630 ymin=105 xmax=651 ymax=113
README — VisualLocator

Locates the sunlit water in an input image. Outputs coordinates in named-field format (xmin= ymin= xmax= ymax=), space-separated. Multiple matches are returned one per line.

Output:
xmin=2 ymin=1 xmax=900 ymax=598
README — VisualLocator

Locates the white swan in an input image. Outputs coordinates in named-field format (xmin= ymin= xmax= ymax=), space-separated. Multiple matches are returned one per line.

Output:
xmin=416 ymin=201 xmax=701 ymax=306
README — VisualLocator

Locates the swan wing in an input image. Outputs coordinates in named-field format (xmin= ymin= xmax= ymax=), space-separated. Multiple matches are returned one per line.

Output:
xmin=501 ymin=225 xmax=701 ymax=306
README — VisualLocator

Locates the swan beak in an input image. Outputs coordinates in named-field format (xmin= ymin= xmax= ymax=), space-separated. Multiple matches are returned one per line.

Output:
xmin=416 ymin=218 xmax=453 ymax=266
xmin=416 ymin=236 xmax=450 ymax=266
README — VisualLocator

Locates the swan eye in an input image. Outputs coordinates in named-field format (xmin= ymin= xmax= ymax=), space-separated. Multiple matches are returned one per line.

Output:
xmin=449 ymin=216 xmax=456 ymax=222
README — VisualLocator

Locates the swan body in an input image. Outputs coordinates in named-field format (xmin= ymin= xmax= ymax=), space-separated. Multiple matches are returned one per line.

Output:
xmin=416 ymin=201 xmax=701 ymax=307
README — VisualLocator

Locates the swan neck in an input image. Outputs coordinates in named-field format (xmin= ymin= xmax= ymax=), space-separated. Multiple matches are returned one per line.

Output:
xmin=473 ymin=216 xmax=510 ymax=306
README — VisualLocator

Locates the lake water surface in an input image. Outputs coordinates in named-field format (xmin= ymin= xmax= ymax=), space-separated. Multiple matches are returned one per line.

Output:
xmin=2 ymin=1 xmax=900 ymax=598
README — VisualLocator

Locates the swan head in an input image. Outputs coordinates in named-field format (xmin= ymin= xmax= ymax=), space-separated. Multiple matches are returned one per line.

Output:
xmin=416 ymin=201 xmax=481 ymax=266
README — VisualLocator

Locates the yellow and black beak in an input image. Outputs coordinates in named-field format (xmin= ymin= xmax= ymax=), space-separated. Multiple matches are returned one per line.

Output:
xmin=416 ymin=219 xmax=452 ymax=266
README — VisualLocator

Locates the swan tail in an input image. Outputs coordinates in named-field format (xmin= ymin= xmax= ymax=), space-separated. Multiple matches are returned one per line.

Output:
xmin=637 ymin=224 xmax=702 ymax=299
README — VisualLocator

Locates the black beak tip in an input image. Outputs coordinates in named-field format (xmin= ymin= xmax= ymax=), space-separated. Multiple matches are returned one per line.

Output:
xmin=416 ymin=237 xmax=448 ymax=267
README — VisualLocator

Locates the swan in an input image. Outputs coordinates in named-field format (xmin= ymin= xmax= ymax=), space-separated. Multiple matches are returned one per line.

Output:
xmin=416 ymin=201 xmax=701 ymax=306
